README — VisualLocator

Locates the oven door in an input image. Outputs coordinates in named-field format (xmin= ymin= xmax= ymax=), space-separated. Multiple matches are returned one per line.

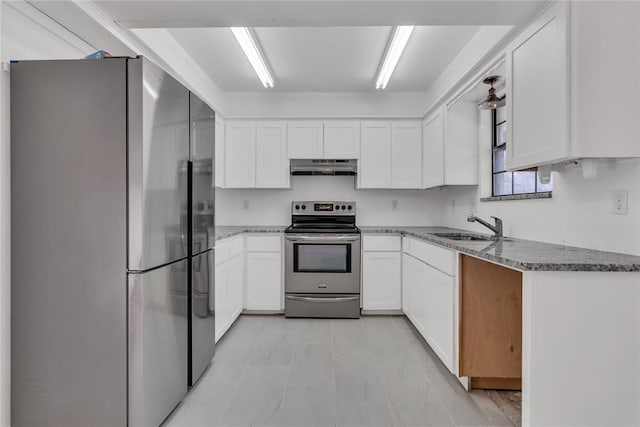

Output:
xmin=285 ymin=234 xmax=361 ymax=294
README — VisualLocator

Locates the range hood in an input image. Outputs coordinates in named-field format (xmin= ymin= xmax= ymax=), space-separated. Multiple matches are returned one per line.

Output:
xmin=290 ymin=159 xmax=357 ymax=176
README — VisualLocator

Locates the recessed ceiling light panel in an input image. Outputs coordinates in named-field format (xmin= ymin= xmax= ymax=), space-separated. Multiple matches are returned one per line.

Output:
xmin=230 ymin=27 xmax=274 ymax=88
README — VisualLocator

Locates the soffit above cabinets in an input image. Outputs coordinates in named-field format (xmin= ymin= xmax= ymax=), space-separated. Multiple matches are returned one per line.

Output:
xmin=168 ymin=26 xmax=481 ymax=92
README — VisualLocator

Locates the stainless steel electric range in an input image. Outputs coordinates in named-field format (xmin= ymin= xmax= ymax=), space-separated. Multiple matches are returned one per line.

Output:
xmin=284 ymin=201 xmax=361 ymax=318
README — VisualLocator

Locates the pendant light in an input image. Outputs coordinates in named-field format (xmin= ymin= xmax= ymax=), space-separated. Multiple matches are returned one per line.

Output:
xmin=477 ymin=76 xmax=506 ymax=110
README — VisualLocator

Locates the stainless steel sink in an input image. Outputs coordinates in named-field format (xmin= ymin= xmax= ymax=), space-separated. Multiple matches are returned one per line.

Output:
xmin=431 ymin=232 xmax=497 ymax=241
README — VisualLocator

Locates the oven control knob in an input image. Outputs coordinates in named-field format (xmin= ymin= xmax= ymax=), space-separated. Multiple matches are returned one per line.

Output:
xmin=295 ymin=205 xmax=300 ymax=210
xmin=335 ymin=204 xmax=339 ymax=210
xmin=341 ymin=205 xmax=346 ymax=210
xmin=301 ymin=205 xmax=306 ymax=210
xmin=347 ymin=205 xmax=352 ymax=210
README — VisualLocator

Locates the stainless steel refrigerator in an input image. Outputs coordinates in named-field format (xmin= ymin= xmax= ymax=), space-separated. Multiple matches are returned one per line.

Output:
xmin=11 ymin=57 xmax=215 ymax=427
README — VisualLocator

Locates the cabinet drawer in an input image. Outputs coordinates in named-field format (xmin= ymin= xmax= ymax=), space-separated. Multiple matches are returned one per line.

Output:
xmin=408 ymin=238 xmax=456 ymax=276
xmin=362 ymin=235 xmax=401 ymax=251
xmin=228 ymin=234 xmax=244 ymax=258
xmin=246 ymin=235 xmax=282 ymax=252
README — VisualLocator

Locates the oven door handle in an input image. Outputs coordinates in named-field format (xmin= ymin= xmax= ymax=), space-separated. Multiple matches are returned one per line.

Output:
xmin=285 ymin=235 xmax=360 ymax=242
xmin=286 ymin=295 xmax=360 ymax=303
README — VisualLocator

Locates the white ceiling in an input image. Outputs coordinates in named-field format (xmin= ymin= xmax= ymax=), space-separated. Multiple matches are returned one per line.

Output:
xmin=31 ymin=1 xmax=545 ymax=95
xmin=169 ymin=26 xmax=480 ymax=92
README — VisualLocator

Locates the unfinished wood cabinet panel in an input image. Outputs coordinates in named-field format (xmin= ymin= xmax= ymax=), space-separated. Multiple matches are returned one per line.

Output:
xmin=460 ymin=254 xmax=522 ymax=387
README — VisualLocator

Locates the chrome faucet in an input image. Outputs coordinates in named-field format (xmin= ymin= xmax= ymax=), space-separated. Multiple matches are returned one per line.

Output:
xmin=467 ymin=214 xmax=503 ymax=238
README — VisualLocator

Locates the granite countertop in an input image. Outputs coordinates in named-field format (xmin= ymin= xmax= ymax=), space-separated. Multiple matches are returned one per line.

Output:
xmin=360 ymin=226 xmax=640 ymax=272
xmin=211 ymin=225 xmax=640 ymax=272
xmin=212 ymin=226 xmax=287 ymax=241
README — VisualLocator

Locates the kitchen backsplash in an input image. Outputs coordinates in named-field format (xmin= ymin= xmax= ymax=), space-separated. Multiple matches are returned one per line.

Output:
xmin=215 ymin=175 xmax=443 ymax=226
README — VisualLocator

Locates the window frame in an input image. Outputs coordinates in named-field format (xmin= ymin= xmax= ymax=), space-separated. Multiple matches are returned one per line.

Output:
xmin=491 ymin=106 xmax=551 ymax=197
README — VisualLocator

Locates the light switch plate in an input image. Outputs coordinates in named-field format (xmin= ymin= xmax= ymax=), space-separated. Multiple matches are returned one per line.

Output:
xmin=242 ymin=200 xmax=250 ymax=210
xmin=391 ymin=200 xmax=399 ymax=211
xmin=613 ymin=189 xmax=628 ymax=215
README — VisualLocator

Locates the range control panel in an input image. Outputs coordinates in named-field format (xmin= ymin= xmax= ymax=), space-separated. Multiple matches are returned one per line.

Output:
xmin=291 ymin=201 xmax=355 ymax=216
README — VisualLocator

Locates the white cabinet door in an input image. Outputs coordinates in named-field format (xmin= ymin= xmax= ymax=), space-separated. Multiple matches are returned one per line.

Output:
xmin=256 ymin=121 xmax=289 ymax=188
xmin=413 ymin=260 xmax=430 ymax=339
xmin=362 ymin=251 xmax=401 ymax=310
xmin=228 ymin=253 xmax=244 ymax=321
xmin=359 ymin=122 xmax=391 ymax=188
xmin=214 ymin=117 xmax=225 ymax=188
xmin=225 ymin=122 xmax=256 ymax=188
xmin=214 ymin=261 xmax=229 ymax=343
xmin=402 ymin=255 xmax=421 ymax=329
xmin=324 ymin=121 xmax=360 ymax=159
xmin=422 ymin=109 xmax=445 ymax=189
xmin=287 ymin=121 xmax=323 ymax=159
xmin=391 ymin=121 xmax=422 ymax=188
xmin=506 ymin=2 xmax=570 ymax=170
xmin=425 ymin=264 xmax=454 ymax=372
xmin=444 ymin=103 xmax=478 ymax=186
xmin=246 ymin=252 xmax=282 ymax=310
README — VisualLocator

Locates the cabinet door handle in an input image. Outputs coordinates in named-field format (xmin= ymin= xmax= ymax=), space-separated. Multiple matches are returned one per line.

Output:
xmin=286 ymin=295 xmax=359 ymax=303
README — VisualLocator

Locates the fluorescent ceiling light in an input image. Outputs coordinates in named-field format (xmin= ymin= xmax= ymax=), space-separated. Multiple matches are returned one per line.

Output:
xmin=376 ymin=26 xmax=414 ymax=90
xmin=230 ymin=27 xmax=274 ymax=88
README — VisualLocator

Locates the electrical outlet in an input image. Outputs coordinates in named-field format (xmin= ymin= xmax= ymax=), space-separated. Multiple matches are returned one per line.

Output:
xmin=242 ymin=200 xmax=250 ymax=210
xmin=391 ymin=200 xmax=399 ymax=211
xmin=470 ymin=200 xmax=477 ymax=213
xmin=613 ymin=190 xmax=628 ymax=215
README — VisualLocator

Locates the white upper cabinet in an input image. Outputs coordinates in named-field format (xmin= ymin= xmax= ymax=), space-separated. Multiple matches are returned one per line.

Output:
xmin=391 ymin=121 xmax=422 ymax=188
xmin=323 ymin=121 xmax=361 ymax=159
xmin=224 ymin=121 xmax=256 ymax=188
xmin=443 ymin=103 xmax=478 ymax=186
xmin=359 ymin=121 xmax=392 ymax=188
xmin=422 ymin=103 xmax=478 ymax=189
xmin=422 ymin=109 xmax=445 ymax=188
xmin=287 ymin=121 xmax=324 ymax=159
xmin=506 ymin=1 xmax=640 ymax=170
xmin=214 ymin=116 xmax=225 ymax=188
xmin=256 ymin=121 xmax=289 ymax=188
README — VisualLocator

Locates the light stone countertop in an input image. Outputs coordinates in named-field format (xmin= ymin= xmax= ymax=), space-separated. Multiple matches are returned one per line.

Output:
xmin=359 ymin=226 xmax=640 ymax=272
xmin=211 ymin=225 xmax=640 ymax=272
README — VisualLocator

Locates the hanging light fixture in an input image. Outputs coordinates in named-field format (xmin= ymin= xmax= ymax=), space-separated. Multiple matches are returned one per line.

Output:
xmin=477 ymin=76 xmax=506 ymax=110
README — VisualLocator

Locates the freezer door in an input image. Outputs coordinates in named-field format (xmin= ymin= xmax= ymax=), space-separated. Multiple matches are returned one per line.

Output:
xmin=128 ymin=260 xmax=188 ymax=427
xmin=128 ymin=57 xmax=190 ymax=271
xmin=190 ymin=92 xmax=215 ymax=253
xmin=190 ymin=250 xmax=215 ymax=385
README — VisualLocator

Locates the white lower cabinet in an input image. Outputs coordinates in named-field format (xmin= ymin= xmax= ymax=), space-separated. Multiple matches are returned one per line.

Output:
xmin=362 ymin=235 xmax=402 ymax=310
xmin=245 ymin=236 xmax=283 ymax=310
xmin=214 ymin=235 xmax=244 ymax=342
xmin=362 ymin=252 xmax=401 ymax=310
xmin=424 ymin=263 xmax=454 ymax=371
xmin=228 ymin=253 xmax=244 ymax=321
xmin=214 ymin=260 xmax=230 ymax=342
xmin=402 ymin=237 xmax=456 ymax=372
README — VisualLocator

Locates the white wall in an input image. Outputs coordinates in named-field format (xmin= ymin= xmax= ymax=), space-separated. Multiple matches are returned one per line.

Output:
xmin=222 ymin=91 xmax=428 ymax=119
xmin=0 ymin=3 xmax=93 ymax=424
xmin=216 ymin=175 xmax=443 ymax=226
xmin=437 ymin=109 xmax=640 ymax=256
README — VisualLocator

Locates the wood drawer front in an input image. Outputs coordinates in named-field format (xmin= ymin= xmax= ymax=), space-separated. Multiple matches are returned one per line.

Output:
xmin=246 ymin=235 xmax=282 ymax=252
xmin=216 ymin=239 xmax=230 ymax=265
xmin=228 ymin=235 xmax=244 ymax=258
xmin=362 ymin=235 xmax=401 ymax=251
xmin=408 ymin=238 xmax=455 ymax=276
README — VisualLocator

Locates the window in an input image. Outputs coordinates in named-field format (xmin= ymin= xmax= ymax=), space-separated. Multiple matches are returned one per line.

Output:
xmin=492 ymin=106 xmax=553 ymax=196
